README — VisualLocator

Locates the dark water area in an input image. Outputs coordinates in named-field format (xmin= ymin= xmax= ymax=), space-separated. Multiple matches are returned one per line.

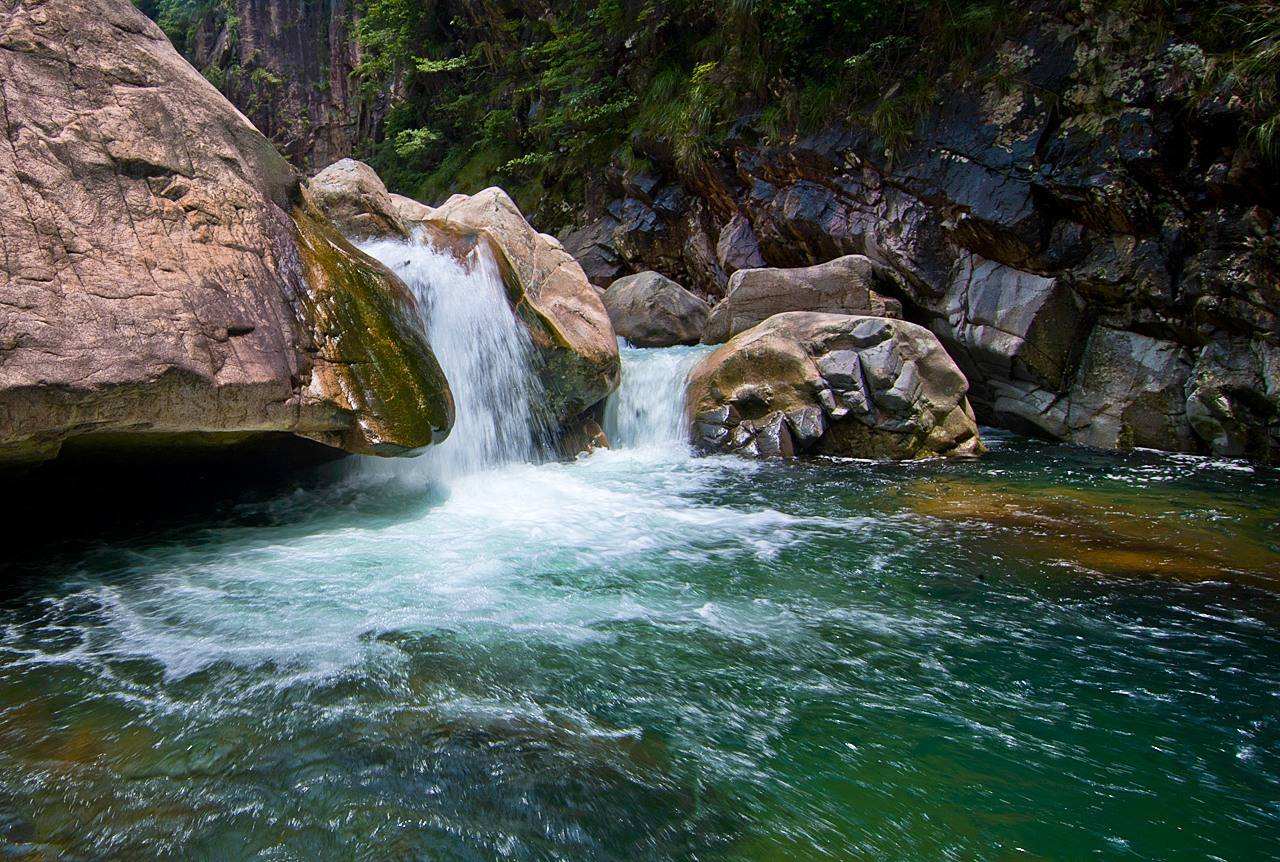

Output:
xmin=1 ymin=431 xmax=1278 ymax=860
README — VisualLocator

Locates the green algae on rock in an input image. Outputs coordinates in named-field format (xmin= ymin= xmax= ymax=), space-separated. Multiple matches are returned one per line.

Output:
xmin=291 ymin=199 xmax=454 ymax=455
xmin=421 ymin=188 xmax=621 ymax=437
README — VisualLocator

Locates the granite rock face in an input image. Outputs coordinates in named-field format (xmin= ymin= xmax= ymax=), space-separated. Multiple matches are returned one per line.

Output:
xmin=702 ymin=255 xmax=903 ymax=344
xmin=308 ymin=159 xmax=409 ymax=239
xmin=0 ymin=0 xmax=452 ymax=467
xmin=603 ymin=272 xmax=710 ymax=348
xmin=181 ymin=0 xmax=373 ymax=172
xmin=687 ymin=313 xmax=983 ymax=460
xmin=565 ymin=15 xmax=1280 ymax=461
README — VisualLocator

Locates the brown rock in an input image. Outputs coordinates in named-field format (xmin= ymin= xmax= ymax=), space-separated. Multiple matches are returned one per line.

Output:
xmin=603 ymin=272 xmax=710 ymax=348
xmin=0 ymin=0 xmax=452 ymax=467
xmin=308 ymin=158 xmax=408 ymax=239
xmin=703 ymin=256 xmax=902 ymax=344
xmin=687 ymin=313 xmax=983 ymax=459
xmin=424 ymin=187 xmax=620 ymax=425
xmin=389 ymin=193 xmax=435 ymax=228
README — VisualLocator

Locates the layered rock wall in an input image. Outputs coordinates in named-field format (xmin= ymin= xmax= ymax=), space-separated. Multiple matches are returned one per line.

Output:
xmin=566 ymin=13 xmax=1280 ymax=461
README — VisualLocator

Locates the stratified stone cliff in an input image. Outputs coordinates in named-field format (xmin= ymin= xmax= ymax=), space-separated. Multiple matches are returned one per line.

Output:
xmin=565 ymin=11 xmax=1279 ymax=461
xmin=183 ymin=0 xmax=376 ymax=172
xmin=0 ymin=0 xmax=452 ymax=467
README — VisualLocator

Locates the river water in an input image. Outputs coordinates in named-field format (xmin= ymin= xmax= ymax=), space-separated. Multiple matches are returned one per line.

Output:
xmin=1 ymin=240 xmax=1278 ymax=860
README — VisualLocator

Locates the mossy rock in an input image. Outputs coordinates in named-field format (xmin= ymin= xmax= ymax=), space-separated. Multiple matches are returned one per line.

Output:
xmin=291 ymin=197 xmax=454 ymax=455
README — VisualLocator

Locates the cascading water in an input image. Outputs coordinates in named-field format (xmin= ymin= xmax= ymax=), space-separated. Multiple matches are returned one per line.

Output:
xmin=604 ymin=343 xmax=713 ymax=450
xmin=3 ymin=244 xmax=1278 ymax=860
xmin=357 ymin=235 xmax=552 ymax=478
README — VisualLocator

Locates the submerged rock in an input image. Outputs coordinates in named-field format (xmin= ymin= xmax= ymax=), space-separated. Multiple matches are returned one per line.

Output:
xmin=687 ymin=313 xmax=982 ymax=460
xmin=702 ymin=256 xmax=902 ymax=344
xmin=0 ymin=0 xmax=452 ymax=467
xmin=899 ymin=476 xmax=1280 ymax=588
xmin=603 ymin=272 xmax=710 ymax=348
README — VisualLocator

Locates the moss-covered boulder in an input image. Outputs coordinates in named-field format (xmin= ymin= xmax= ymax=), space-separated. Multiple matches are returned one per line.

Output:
xmin=687 ymin=312 xmax=983 ymax=460
xmin=291 ymin=199 xmax=453 ymax=454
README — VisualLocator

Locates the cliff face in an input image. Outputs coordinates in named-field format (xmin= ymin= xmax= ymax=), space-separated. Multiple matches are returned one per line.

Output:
xmin=563 ymin=13 xmax=1280 ymax=462
xmin=182 ymin=0 xmax=376 ymax=171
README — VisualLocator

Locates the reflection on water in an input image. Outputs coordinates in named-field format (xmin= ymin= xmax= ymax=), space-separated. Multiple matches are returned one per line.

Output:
xmin=1 ymin=362 xmax=1278 ymax=859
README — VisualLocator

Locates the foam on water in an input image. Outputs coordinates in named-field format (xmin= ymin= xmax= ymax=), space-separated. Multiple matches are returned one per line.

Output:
xmin=5 ymin=340 xmax=798 ymax=681
xmin=4 ymin=279 xmax=1279 ymax=859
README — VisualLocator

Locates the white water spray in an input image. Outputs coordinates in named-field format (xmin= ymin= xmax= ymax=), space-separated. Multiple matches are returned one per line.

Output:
xmin=358 ymin=235 xmax=551 ymax=478
xmin=604 ymin=343 xmax=712 ymax=450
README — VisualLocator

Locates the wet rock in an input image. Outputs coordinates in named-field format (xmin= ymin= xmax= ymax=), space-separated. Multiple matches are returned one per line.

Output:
xmin=703 ymin=255 xmax=902 ymax=344
xmin=603 ymin=272 xmax=711 ymax=348
xmin=900 ymin=476 xmax=1280 ymax=588
xmin=565 ymin=9 xmax=1280 ymax=460
xmin=308 ymin=158 xmax=408 ymax=239
xmin=425 ymin=188 xmax=621 ymax=430
xmin=1062 ymin=328 xmax=1197 ymax=452
xmin=687 ymin=313 xmax=983 ymax=459
xmin=0 ymin=0 xmax=452 ymax=467
xmin=1185 ymin=339 xmax=1280 ymax=460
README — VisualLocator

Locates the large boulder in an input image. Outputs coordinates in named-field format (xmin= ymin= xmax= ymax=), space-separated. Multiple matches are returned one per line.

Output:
xmin=703 ymin=256 xmax=903 ymax=344
xmin=603 ymin=272 xmax=710 ymax=348
xmin=424 ymin=188 xmax=621 ymax=432
xmin=308 ymin=158 xmax=408 ymax=239
xmin=0 ymin=0 xmax=452 ymax=467
xmin=688 ymin=313 xmax=983 ymax=460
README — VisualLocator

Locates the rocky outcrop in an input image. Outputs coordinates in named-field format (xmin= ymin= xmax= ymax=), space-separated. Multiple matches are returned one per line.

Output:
xmin=178 ymin=0 xmax=374 ymax=172
xmin=308 ymin=158 xmax=409 ymax=239
xmin=702 ymin=255 xmax=903 ymax=344
xmin=424 ymin=188 xmax=621 ymax=433
xmin=390 ymin=193 xmax=435 ymax=229
xmin=687 ymin=313 xmax=983 ymax=460
xmin=0 ymin=0 xmax=452 ymax=467
xmin=565 ymin=13 xmax=1280 ymax=462
xmin=603 ymin=272 xmax=710 ymax=348
xmin=303 ymin=166 xmax=622 ymax=445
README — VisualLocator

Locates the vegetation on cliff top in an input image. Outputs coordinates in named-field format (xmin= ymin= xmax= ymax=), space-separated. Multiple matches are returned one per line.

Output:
xmin=136 ymin=0 xmax=1279 ymax=229
xmin=349 ymin=0 xmax=1280 ymax=226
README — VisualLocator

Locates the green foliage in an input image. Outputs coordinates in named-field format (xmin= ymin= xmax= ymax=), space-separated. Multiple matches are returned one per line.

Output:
xmin=134 ymin=0 xmax=232 ymax=56
xmin=1223 ymin=5 xmax=1280 ymax=164
xmin=352 ymin=0 xmax=1025 ymax=224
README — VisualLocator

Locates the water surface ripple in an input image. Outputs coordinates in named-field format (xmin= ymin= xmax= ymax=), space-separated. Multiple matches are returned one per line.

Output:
xmin=0 ymin=347 xmax=1278 ymax=860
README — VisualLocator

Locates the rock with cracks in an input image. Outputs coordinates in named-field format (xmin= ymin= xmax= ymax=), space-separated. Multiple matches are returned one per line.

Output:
xmin=688 ymin=313 xmax=983 ymax=460
xmin=0 ymin=0 xmax=453 ymax=468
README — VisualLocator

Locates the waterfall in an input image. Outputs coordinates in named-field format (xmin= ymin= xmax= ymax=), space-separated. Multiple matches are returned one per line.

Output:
xmin=357 ymin=235 xmax=551 ymax=478
xmin=604 ymin=343 xmax=712 ymax=450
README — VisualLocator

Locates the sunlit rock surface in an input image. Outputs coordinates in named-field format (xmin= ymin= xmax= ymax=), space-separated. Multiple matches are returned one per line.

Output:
xmin=702 ymin=256 xmax=903 ymax=344
xmin=688 ymin=312 xmax=982 ymax=460
xmin=0 ymin=0 xmax=451 ymax=466
xmin=603 ymin=271 xmax=710 ymax=348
